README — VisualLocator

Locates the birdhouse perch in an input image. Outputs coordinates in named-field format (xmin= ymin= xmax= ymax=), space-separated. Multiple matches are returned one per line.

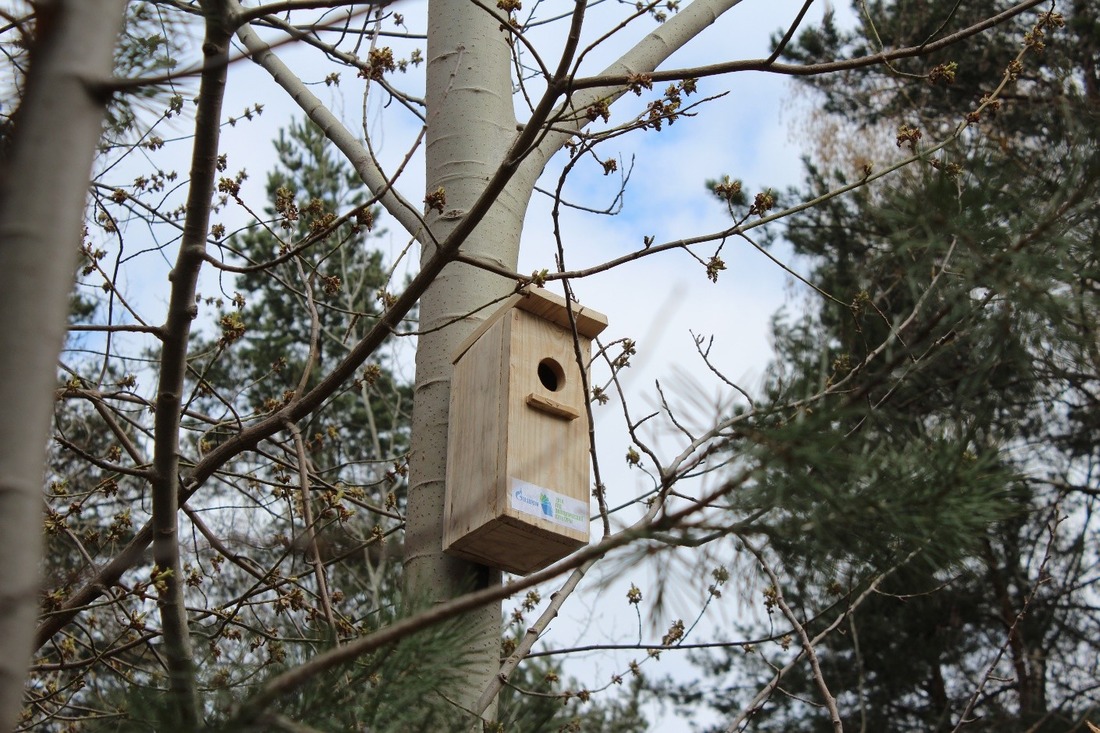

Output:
xmin=443 ymin=287 xmax=609 ymax=575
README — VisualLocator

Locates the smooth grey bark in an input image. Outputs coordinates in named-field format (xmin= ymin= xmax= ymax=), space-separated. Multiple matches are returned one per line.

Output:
xmin=406 ymin=2 xmax=746 ymax=720
xmin=405 ymin=0 xmax=524 ymax=721
xmin=0 ymin=1 xmax=126 ymax=728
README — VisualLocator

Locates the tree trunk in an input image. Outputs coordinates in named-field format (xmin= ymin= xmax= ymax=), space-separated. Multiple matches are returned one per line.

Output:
xmin=405 ymin=2 xmax=746 ymax=720
xmin=405 ymin=1 xmax=531 ymax=723
xmin=0 ymin=1 xmax=126 ymax=728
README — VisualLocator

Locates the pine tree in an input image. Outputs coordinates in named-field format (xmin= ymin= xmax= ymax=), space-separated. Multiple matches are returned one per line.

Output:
xmin=672 ymin=3 xmax=1100 ymax=730
xmin=194 ymin=117 xmax=411 ymax=487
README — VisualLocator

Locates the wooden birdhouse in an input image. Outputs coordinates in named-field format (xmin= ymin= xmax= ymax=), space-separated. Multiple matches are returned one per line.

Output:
xmin=443 ymin=287 xmax=608 ymax=575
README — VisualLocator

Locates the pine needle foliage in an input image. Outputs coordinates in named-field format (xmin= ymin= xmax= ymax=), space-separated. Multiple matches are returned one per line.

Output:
xmin=668 ymin=2 xmax=1100 ymax=730
xmin=238 ymin=610 xmax=486 ymax=733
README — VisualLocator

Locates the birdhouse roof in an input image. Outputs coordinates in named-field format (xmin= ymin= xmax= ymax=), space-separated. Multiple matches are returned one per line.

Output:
xmin=452 ymin=286 xmax=608 ymax=364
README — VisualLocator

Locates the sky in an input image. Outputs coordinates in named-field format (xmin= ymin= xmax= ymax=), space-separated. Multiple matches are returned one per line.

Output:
xmin=97 ymin=0 xmax=858 ymax=726
xmin=198 ymin=0 xmax=842 ymax=518
xmin=204 ymin=0 xmax=838 ymax=447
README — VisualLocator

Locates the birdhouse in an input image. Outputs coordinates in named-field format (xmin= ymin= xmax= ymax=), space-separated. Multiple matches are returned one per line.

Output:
xmin=443 ymin=287 xmax=608 ymax=575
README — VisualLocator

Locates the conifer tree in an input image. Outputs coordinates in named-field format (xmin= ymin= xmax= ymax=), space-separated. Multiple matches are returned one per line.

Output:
xmin=670 ymin=3 xmax=1100 ymax=730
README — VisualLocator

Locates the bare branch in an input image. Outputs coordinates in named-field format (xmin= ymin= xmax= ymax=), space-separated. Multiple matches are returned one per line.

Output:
xmin=231 ymin=4 xmax=430 ymax=245
xmin=147 ymin=5 xmax=237 ymax=723
xmin=286 ymin=421 xmax=337 ymax=632
xmin=744 ymin=538 xmax=843 ymax=732
xmin=569 ymin=0 xmax=1047 ymax=88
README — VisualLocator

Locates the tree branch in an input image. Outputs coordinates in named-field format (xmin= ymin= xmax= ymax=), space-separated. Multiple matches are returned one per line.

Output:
xmin=744 ymin=537 xmax=843 ymax=732
xmin=568 ymin=0 xmax=1046 ymax=89
xmin=231 ymin=3 xmax=431 ymax=245
xmin=526 ymin=0 xmax=745 ymax=173
xmin=286 ymin=420 xmax=337 ymax=633
xmin=147 ymin=2 xmax=235 ymax=724
xmin=723 ymin=548 xmax=923 ymax=733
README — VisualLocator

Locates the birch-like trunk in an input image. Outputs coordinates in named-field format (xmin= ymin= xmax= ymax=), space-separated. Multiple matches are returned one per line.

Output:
xmin=0 ymin=1 xmax=126 ymax=728
xmin=406 ymin=0 xmax=745 ymax=719
xmin=405 ymin=1 xmax=531 ymax=721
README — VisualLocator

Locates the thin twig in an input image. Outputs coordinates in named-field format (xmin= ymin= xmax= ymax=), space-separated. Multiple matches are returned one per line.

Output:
xmin=286 ymin=421 xmax=338 ymax=634
xmin=744 ymin=537 xmax=843 ymax=732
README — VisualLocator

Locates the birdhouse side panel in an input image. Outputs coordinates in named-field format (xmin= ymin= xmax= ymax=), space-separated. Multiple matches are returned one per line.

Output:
xmin=443 ymin=318 xmax=511 ymax=551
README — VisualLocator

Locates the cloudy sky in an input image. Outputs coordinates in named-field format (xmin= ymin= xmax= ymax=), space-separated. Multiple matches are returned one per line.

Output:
xmin=110 ymin=0 xmax=855 ymax=724
xmin=216 ymin=0 xmax=843 ymax=716
xmin=198 ymin=0 xmax=843 ymax=503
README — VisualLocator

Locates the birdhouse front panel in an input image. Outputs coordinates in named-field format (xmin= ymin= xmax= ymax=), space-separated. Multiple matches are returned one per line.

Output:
xmin=443 ymin=288 xmax=608 ymax=575
xmin=505 ymin=309 xmax=591 ymax=534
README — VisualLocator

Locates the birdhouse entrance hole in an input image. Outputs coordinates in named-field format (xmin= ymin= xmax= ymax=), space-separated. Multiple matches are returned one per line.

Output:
xmin=538 ymin=358 xmax=565 ymax=392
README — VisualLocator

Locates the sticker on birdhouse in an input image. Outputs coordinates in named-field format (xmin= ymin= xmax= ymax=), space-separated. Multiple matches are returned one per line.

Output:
xmin=509 ymin=477 xmax=588 ymax=533
xmin=443 ymin=287 xmax=608 ymax=575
